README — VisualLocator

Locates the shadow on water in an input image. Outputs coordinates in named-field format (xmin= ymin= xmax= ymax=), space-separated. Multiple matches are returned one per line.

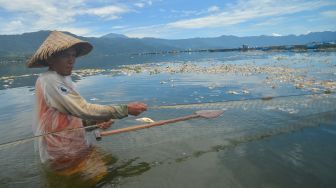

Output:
xmin=98 ymin=158 xmax=151 ymax=187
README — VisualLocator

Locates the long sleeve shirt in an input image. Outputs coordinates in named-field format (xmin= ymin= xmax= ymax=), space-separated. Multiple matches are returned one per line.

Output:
xmin=33 ymin=71 xmax=128 ymax=170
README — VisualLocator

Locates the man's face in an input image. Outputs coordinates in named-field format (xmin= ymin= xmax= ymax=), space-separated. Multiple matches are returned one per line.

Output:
xmin=47 ymin=48 xmax=77 ymax=76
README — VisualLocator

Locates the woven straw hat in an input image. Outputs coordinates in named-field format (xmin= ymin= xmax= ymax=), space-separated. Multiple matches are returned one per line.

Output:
xmin=27 ymin=31 xmax=93 ymax=68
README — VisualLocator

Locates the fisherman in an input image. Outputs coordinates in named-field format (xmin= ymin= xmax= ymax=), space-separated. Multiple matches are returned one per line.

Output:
xmin=27 ymin=31 xmax=147 ymax=180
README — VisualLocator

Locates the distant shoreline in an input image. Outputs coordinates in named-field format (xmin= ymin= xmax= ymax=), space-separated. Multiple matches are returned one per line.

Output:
xmin=134 ymin=43 xmax=336 ymax=56
xmin=1 ymin=43 xmax=336 ymax=63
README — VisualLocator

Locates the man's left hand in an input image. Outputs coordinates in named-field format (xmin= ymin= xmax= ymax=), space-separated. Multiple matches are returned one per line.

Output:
xmin=96 ymin=119 xmax=114 ymax=130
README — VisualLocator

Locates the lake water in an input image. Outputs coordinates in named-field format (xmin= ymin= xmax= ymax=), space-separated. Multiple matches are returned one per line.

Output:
xmin=0 ymin=51 xmax=335 ymax=188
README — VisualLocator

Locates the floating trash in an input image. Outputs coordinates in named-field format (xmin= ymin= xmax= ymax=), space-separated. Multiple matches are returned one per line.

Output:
xmin=277 ymin=107 xmax=299 ymax=114
xmin=208 ymin=83 xmax=219 ymax=90
xmin=309 ymin=88 xmax=321 ymax=93
xmin=263 ymin=105 xmax=299 ymax=114
xmin=107 ymin=60 xmax=334 ymax=95
xmin=261 ymin=96 xmax=273 ymax=101
xmin=136 ymin=117 xmax=155 ymax=123
xmin=227 ymin=90 xmax=240 ymax=95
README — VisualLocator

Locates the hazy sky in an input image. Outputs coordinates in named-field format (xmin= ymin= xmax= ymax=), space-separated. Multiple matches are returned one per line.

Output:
xmin=0 ymin=0 xmax=335 ymax=38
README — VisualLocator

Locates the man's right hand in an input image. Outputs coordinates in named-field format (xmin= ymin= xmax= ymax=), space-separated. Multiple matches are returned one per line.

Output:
xmin=127 ymin=102 xmax=147 ymax=116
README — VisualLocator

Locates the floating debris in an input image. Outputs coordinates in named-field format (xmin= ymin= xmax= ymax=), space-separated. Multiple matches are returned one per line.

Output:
xmin=2 ymin=54 xmax=336 ymax=96
xmin=309 ymin=88 xmax=321 ymax=93
xmin=295 ymin=83 xmax=305 ymax=89
xmin=324 ymin=90 xmax=333 ymax=94
xmin=0 ymin=74 xmax=37 ymax=81
xmin=261 ymin=96 xmax=273 ymax=101
xmin=263 ymin=105 xmax=299 ymax=114
xmin=273 ymin=56 xmax=286 ymax=61
xmin=208 ymin=83 xmax=219 ymax=90
xmin=97 ymin=60 xmax=336 ymax=96
xmin=263 ymin=106 xmax=277 ymax=110
xmin=227 ymin=90 xmax=240 ymax=95
xmin=277 ymin=107 xmax=299 ymax=114
xmin=136 ymin=117 xmax=155 ymax=123
xmin=72 ymin=69 xmax=106 ymax=77
xmin=90 ymin=97 xmax=99 ymax=101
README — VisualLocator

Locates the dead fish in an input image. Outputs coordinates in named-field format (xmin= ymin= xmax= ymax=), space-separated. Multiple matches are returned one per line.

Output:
xmin=227 ymin=90 xmax=240 ymax=95
xmin=136 ymin=117 xmax=155 ymax=123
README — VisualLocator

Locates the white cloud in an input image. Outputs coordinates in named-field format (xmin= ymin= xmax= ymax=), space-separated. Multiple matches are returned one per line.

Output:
xmin=2 ymin=20 xmax=25 ymax=34
xmin=119 ymin=0 xmax=333 ymax=38
xmin=123 ymin=24 xmax=169 ymax=38
xmin=146 ymin=0 xmax=153 ymax=6
xmin=254 ymin=17 xmax=285 ymax=27
xmin=57 ymin=27 xmax=92 ymax=36
xmin=141 ymin=0 xmax=153 ymax=6
xmin=168 ymin=0 xmax=331 ymax=29
xmin=134 ymin=3 xmax=145 ymax=8
xmin=0 ymin=0 xmax=333 ymax=38
xmin=169 ymin=6 xmax=221 ymax=18
xmin=272 ymin=33 xmax=282 ymax=37
xmin=321 ymin=10 xmax=336 ymax=17
xmin=208 ymin=6 xmax=220 ymax=13
xmin=0 ymin=0 xmax=133 ymax=35
xmin=305 ymin=30 xmax=312 ymax=34
xmin=82 ymin=5 xmax=130 ymax=20
xmin=0 ymin=0 xmax=81 ymax=34
xmin=134 ymin=0 xmax=153 ymax=8
xmin=112 ymin=25 xmax=127 ymax=29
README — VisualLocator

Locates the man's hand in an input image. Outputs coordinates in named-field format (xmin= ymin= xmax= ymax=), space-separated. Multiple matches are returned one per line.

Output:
xmin=96 ymin=119 xmax=114 ymax=130
xmin=127 ymin=102 xmax=147 ymax=116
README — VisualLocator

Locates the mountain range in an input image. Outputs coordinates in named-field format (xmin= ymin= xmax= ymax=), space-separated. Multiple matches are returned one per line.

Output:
xmin=0 ymin=30 xmax=335 ymax=57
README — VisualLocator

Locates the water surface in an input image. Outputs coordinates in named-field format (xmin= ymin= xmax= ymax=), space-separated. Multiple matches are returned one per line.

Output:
xmin=0 ymin=51 xmax=335 ymax=188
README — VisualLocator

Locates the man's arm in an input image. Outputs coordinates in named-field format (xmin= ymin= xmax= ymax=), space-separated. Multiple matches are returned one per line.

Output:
xmin=44 ymin=81 xmax=128 ymax=120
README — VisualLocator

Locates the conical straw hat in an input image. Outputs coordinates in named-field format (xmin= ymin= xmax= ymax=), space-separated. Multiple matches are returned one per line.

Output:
xmin=27 ymin=31 xmax=93 ymax=68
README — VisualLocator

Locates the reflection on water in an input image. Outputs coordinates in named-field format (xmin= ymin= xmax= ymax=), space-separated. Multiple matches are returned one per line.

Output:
xmin=174 ymin=110 xmax=336 ymax=163
xmin=0 ymin=51 xmax=335 ymax=187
